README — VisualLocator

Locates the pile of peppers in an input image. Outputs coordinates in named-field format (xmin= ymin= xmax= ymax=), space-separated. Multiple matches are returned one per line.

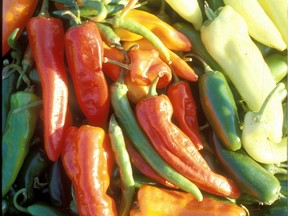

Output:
xmin=2 ymin=0 xmax=287 ymax=215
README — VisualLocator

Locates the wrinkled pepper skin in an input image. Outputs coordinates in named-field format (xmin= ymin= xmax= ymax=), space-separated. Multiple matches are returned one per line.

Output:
xmin=130 ymin=185 xmax=246 ymax=216
xmin=114 ymin=9 xmax=192 ymax=51
xmin=167 ymin=80 xmax=204 ymax=150
xmin=198 ymin=68 xmax=241 ymax=151
xmin=2 ymin=91 xmax=41 ymax=198
xmin=213 ymin=132 xmax=281 ymax=205
xmin=61 ymin=125 xmax=117 ymax=216
xmin=65 ymin=21 xmax=110 ymax=128
xmin=136 ymin=93 xmax=240 ymax=199
xmin=2 ymin=0 xmax=38 ymax=56
xmin=27 ymin=15 xmax=69 ymax=162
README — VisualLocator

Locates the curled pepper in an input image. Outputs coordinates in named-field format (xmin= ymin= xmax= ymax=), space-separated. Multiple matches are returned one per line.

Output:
xmin=136 ymin=77 xmax=240 ymax=198
xmin=61 ymin=125 xmax=117 ymax=216
xmin=130 ymin=185 xmax=247 ymax=216
xmin=2 ymin=89 xmax=42 ymax=198
xmin=27 ymin=0 xmax=69 ymax=161
xmin=242 ymin=83 xmax=287 ymax=164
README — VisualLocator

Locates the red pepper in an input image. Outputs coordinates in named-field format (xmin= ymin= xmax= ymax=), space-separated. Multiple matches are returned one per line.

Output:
xmin=27 ymin=0 xmax=69 ymax=161
xmin=167 ymin=74 xmax=204 ymax=150
xmin=125 ymin=138 xmax=175 ymax=188
xmin=65 ymin=21 xmax=110 ymax=128
xmin=135 ymin=78 xmax=240 ymax=198
xmin=62 ymin=125 xmax=117 ymax=216
xmin=2 ymin=0 xmax=38 ymax=56
xmin=129 ymin=49 xmax=172 ymax=88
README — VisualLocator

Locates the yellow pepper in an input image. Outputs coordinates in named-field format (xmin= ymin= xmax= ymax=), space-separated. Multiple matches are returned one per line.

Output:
xmin=223 ymin=0 xmax=286 ymax=51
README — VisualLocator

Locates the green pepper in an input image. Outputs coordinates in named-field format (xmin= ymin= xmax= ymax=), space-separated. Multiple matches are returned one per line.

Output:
xmin=2 ymin=89 xmax=42 ymax=198
xmin=195 ymin=54 xmax=241 ymax=151
xmin=265 ymin=53 xmax=288 ymax=83
xmin=213 ymin=132 xmax=281 ymax=205
xmin=173 ymin=22 xmax=223 ymax=72
xmin=250 ymin=197 xmax=288 ymax=216
xmin=16 ymin=145 xmax=50 ymax=203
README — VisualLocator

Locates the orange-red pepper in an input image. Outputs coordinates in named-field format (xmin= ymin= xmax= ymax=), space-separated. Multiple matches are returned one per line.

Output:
xmin=124 ymin=74 xmax=149 ymax=104
xmin=2 ymin=0 xmax=38 ymax=56
xmin=115 ymin=9 xmax=192 ymax=52
xmin=61 ymin=125 xmax=117 ymax=216
xmin=130 ymin=185 xmax=247 ymax=216
xmin=135 ymin=79 xmax=240 ymax=198
xmin=167 ymin=75 xmax=204 ymax=150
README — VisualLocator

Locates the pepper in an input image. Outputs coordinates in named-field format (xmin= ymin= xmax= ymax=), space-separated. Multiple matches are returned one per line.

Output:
xmin=130 ymin=185 xmax=247 ymax=216
xmin=64 ymin=19 xmax=110 ymax=128
xmin=125 ymin=137 xmax=175 ymax=188
xmin=167 ymin=71 xmax=204 ymax=150
xmin=122 ymin=38 xmax=198 ymax=82
xmin=115 ymin=9 xmax=192 ymax=52
xmin=242 ymin=83 xmax=287 ymax=164
xmin=27 ymin=0 xmax=69 ymax=162
xmin=258 ymin=0 xmax=288 ymax=47
xmin=135 ymin=76 xmax=240 ymax=198
xmin=110 ymin=73 xmax=203 ymax=201
xmin=61 ymin=125 xmax=117 ymax=216
xmin=165 ymin=0 xmax=203 ymax=30
xmin=200 ymin=4 xmax=283 ymax=143
xmin=213 ymin=132 xmax=281 ymax=205
xmin=250 ymin=197 xmax=288 ymax=216
xmin=223 ymin=0 xmax=286 ymax=51
xmin=173 ymin=22 xmax=223 ymax=72
xmin=128 ymin=48 xmax=172 ymax=88
xmin=15 ymin=145 xmax=50 ymax=203
xmin=108 ymin=115 xmax=135 ymax=216
xmin=2 ymin=0 xmax=38 ymax=56
xmin=265 ymin=53 xmax=288 ymax=83
xmin=96 ymin=22 xmax=121 ymax=47
xmin=2 ymin=89 xmax=42 ymax=198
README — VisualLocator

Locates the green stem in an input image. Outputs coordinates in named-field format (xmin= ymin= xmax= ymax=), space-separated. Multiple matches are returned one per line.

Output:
xmin=38 ymin=0 xmax=50 ymax=17
xmin=185 ymin=53 xmax=214 ymax=74
xmin=147 ymin=76 xmax=159 ymax=97
xmin=204 ymin=1 xmax=217 ymax=21
xmin=13 ymin=188 xmax=29 ymax=214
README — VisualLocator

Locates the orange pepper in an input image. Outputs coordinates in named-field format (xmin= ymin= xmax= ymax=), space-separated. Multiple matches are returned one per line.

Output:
xmin=115 ymin=9 xmax=192 ymax=52
xmin=131 ymin=185 xmax=247 ymax=216
xmin=124 ymin=74 xmax=149 ymax=104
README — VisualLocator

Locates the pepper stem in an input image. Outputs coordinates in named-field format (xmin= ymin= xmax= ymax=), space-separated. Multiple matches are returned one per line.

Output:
xmin=147 ymin=75 xmax=160 ymax=97
xmin=38 ymin=0 xmax=50 ymax=17
xmin=13 ymin=188 xmax=29 ymax=214
xmin=184 ymin=53 xmax=213 ymax=74
xmin=204 ymin=1 xmax=217 ymax=21
xmin=254 ymin=83 xmax=285 ymax=122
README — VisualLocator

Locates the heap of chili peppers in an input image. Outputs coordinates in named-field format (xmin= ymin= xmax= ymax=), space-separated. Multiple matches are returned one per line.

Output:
xmin=2 ymin=0 xmax=287 ymax=215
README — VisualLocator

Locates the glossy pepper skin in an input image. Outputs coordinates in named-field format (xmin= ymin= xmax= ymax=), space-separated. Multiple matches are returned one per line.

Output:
xmin=61 ymin=125 xmax=117 ymax=216
xmin=213 ymin=132 xmax=281 ymax=205
xmin=114 ymin=9 xmax=192 ymax=52
xmin=135 ymin=79 xmax=240 ymax=199
xmin=198 ymin=60 xmax=242 ymax=151
xmin=2 ymin=0 xmax=38 ymax=56
xmin=130 ymin=185 xmax=247 ymax=216
xmin=167 ymin=79 xmax=204 ymax=150
xmin=65 ymin=21 xmax=110 ymax=128
xmin=27 ymin=2 xmax=69 ymax=162
xmin=2 ymin=90 xmax=41 ymax=198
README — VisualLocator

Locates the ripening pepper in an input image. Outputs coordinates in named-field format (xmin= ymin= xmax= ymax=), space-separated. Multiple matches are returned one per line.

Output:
xmin=258 ymin=0 xmax=288 ymax=47
xmin=136 ymin=77 xmax=241 ymax=199
xmin=61 ymin=125 xmax=117 ymax=216
xmin=242 ymin=83 xmax=287 ymax=164
xmin=200 ymin=4 xmax=283 ymax=143
xmin=130 ymin=185 xmax=247 ymax=216
xmin=223 ymin=0 xmax=286 ymax=51
xmin=114 ymin=9 xmax=192 ymax=52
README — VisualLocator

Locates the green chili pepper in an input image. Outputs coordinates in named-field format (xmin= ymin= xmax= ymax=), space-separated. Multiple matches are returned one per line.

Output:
xmin=173 ymin=22 xmax=223 ymax=72
xmin=110 ymin=73 xmax=203 ymax=201
xmin=213 ymin=132 xmax=281 ymax=205
xmin=107 ymin=16 xmax=171 ymax=63
xmin=16 ymin=145 xmax=50 ymax=203
xmin=96 ymin=22 xmax=121 ymax=46
xmin=2 ymin=89 xmax=42 ymax=198
xmin=108 ymin=114 xmax=135 ymax=216
xmin=48 ymin=158 xmax=72 ymax=208
xmin=195 ymin=54 xmax=241 ymax=151
xmin=265 ymin=53 xmax=288 ymax=83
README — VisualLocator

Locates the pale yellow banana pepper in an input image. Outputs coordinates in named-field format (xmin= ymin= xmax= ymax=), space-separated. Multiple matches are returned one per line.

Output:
xmin=200 ymin=4 xmax=283 ymax=143
xmin=223 ymin=0 xmax=286 ymax=51
xmin=165 ymin=0 xmax=203 ymax=30
xmin=258 ymin=0 xmax=288 ymax=48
